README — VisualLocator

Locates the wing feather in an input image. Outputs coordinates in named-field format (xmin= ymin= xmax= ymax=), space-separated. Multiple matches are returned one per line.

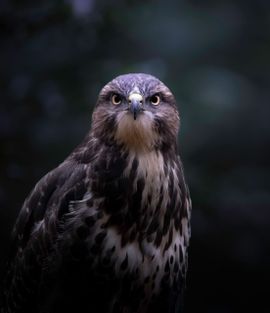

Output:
xmin=2 ymin=160 xmax=89 ymax=312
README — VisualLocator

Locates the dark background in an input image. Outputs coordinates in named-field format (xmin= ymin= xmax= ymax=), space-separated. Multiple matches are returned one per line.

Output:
xmin=1 ymin=0 xmax=270 ymax=312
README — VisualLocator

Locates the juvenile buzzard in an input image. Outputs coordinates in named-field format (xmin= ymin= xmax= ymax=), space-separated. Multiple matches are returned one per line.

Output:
xmin=1 ymin=73 xmax=191 ymax=313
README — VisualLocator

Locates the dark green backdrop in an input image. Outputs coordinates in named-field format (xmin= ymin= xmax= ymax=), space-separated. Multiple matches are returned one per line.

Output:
xmin=1 ymin=0 xmax=269 ymax=312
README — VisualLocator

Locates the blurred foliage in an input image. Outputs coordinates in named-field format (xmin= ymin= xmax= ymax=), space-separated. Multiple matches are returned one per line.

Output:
xmin=1 ymin=0 xmax=270 ymax=312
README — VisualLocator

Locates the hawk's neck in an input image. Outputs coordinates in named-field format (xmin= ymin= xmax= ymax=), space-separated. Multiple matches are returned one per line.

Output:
xmin=89 ymin=142 xmax=181 ymax=243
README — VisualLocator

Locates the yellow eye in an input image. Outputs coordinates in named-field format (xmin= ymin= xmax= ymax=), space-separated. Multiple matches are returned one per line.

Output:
xmin=150 ymin=94 xmax=160 ymax=106
xmin=111 ymin=94 xmax=122 ymax=105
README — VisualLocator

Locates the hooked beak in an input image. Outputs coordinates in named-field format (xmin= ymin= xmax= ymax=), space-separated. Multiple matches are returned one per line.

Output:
xmin=128 ymin=93 xmax=143 ymax=120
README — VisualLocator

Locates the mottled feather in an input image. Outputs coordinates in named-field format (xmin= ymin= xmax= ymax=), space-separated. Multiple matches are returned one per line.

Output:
xmin=1 ymin=73 xmax=191 ymax=313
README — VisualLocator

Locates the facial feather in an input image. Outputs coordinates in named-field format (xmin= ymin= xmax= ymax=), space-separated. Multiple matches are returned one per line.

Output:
xmin=115 ymin=111 xmax=158 ymax=151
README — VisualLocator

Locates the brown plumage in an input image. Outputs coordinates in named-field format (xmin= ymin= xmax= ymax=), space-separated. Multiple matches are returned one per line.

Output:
xmin=1 ymin=73 xmax=191 ymax=313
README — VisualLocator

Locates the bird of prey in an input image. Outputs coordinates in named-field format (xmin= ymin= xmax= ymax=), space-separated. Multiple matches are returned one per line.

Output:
xmin=1 ymin=73 xmax=191 ymax=313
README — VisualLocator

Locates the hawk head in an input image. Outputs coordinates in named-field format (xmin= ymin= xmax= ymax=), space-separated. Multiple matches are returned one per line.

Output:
xmin=91 ymin=73 xmax=180 ymax=152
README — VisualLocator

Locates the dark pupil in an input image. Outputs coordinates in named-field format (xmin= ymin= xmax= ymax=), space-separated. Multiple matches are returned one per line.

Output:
xmin=152 ymin=95 xmax=158 ymax=103
xmin=114 ymin=95 xmax=121 ymax=103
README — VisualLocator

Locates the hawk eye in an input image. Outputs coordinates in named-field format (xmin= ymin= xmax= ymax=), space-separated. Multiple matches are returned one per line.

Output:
xmin=150 ymin=94 xmax=160 ymax=106
xmin=111 ymin=94 xmax=122 ymax=105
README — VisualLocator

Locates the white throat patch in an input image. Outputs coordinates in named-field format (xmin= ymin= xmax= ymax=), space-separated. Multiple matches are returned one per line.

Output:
xmin=115 ymin=111 xmax=157 ymax=151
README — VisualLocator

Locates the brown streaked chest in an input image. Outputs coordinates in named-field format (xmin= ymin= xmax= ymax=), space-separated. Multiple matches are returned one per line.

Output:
xmin=124 ymin=150 xmax=169 ymax=213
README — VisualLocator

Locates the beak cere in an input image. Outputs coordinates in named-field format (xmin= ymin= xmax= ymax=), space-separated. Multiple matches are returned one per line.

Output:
xmin=128 ymin=93 xmax=143 ymax=120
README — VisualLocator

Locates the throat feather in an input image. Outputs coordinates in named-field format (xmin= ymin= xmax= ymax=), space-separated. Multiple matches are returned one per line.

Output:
xmin=115 ymin=111 xmax=158 ymax=151
xmin=125 ymin=151 xmax=167 ymax=218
